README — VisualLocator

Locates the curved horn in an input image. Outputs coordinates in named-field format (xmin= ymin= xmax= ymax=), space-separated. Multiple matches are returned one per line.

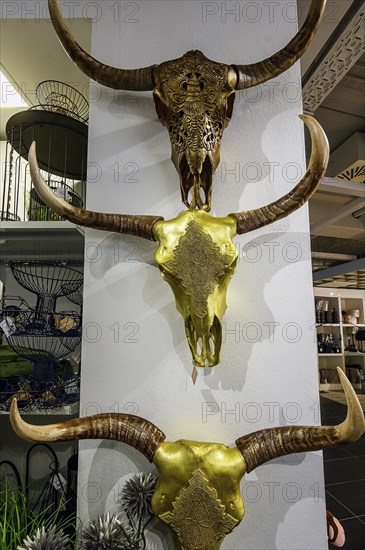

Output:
xmin=229 ymin=115 xmax=329 ymax=235
xmin=233 ymin=0 xmax=326 ymax=89
xmin=48 ymin=0 xmax=155 ymax=91
xmin=236 ymin=368 xmax=365 ymax=472
xmin=29 ymin=142 xmax=163 ymax=241
xmin=10 ymin=399 xmax=165 ymax=462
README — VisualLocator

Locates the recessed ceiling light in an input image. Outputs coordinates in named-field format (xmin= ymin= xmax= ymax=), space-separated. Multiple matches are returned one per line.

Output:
xmin=0 ymin=70 xmax=28 ymax=107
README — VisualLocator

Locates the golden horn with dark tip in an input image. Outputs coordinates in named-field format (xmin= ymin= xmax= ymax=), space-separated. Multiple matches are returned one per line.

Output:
xmin=236 ymin=368 xmax=365 ymax=472
xmin=10 ymin=398 xmax=166 ymax=462
xmin=228 ymin=114 xmax=329 ymax=235
xmin=233 ymin=0 xmax=327 ymax=89
xmin=28 ymin=142 xmax=163 ymax=241
xmin=48 ymin=0 xmax=155 ymax=91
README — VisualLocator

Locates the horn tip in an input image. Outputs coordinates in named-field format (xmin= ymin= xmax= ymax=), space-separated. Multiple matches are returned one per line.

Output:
xmin=29 ymin=141 xmax=36 ymax=155
xmin=298 ymin=113 xmax=311 ymax=124
xmin=10 ymin=397 xmax=18 ymax=413
xmin=337 ymin=366 xmax=365 ymax=441
xmin=337 ymin=366 xmax=349 ymax=385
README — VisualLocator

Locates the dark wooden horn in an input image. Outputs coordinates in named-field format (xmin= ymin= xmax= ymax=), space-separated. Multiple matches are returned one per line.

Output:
xmin=229 ymin=115 xmax=329 ymax=235
xmin=233 ymin=0 xmax=326 ymax=89
xmin=29 ymin=142 xmax=163 ymax=241
xmin=10 ymin=399 xmax=165 ymax=462
xmin=49 ymin=0 xmax=155 ymax=91
xmin=236 ymin=368 xmax=365 ymax=472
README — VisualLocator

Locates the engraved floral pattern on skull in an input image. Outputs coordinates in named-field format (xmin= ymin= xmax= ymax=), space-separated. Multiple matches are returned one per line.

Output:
xmin=153 ymin=50 xmax=235 ymax=210
xmin=165 ymin=220 xmax=233 ymax=318
xmin=160 ymin=470 xmax=237 ymax=550
xmin=156 ymin=51 xmax=230 ymax=156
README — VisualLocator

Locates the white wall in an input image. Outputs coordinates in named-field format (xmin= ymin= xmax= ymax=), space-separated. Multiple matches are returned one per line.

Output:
xmin=78 ymin=1 xmax=327 ymax=549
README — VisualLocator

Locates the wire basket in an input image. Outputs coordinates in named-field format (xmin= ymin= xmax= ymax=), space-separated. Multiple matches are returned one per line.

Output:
xmin=0 ymin=296 xmax=31 ymax=320
xmin=2 ymin=308 xmax=81 ymax=382
xmin=36 ymin=81 xmax=89 ymax=123
xmin=0 ymin=375 xmax=80 ymax=412
xmin=0 ymin=377 xmax=34 ymax=412
xmin=0 ymin=212 xmax=20 ymax=221
xmin=4 ymin=309 xmax=81 ymax=352
xmin=10 ymin=263 xmax=83 ymax=311
xmin=62 ymin=282 xmax=83 ymax=306
xmin=28 ymin=180 xmax=83 ymax=221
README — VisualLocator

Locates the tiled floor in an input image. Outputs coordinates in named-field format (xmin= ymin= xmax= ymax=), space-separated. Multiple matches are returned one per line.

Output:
xmin=320 ymin=394 xmax=365 ymax=549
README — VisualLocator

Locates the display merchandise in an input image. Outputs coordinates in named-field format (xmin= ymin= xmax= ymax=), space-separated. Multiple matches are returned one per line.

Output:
xmin=0 ymin=264 xmax=82 ymax=410
xmin=48 ymin=0 xmax=326 ymax=211
xmin=10 ymin=368 xmax=365 ymax=550
xmin=28 ymin=114 xmax=328 ymax=366
xmin=6 ymin=3 xmax=346 ymax=548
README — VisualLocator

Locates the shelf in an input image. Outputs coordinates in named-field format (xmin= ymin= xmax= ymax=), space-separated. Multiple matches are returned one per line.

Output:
xmin=320 ymin=383 xmax=343 ymax=391
xmin=315 ymin=323 xmax=365 ymax=328
xmin=314 ymin=288 xmax=365 ymax=383
xmin=0 ymin=402 xmax=79 ymax=416
xmin=316 ymin=324 xmax=341 ymax=327
xmin=0 ymin=221 xmax=84 ymax=263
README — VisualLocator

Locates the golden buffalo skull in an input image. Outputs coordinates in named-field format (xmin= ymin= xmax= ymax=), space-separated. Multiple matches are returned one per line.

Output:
xmin=48 ymin=0 xmax=326 ymax=210
xmin=28 ymin=115 xmax=329 ymax=367
xmin=10 ymin=369 xmax=365 ymax=550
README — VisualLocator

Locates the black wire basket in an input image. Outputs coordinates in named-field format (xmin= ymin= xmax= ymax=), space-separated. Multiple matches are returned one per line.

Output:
xmin=36 ymin=81 xmax=89 ymax=123
xmin=62 ymin=282 xmax=83 ymax=307
xmin=0 ymin=374 xmax=80 ymax=412
xmin=0 ymin=212 xmax=20 ymax=221
xmin=2 ymin=309 xmax=81 ymax=382
xmin=0 ymin=296 xmax=31 ymax=320
xmin=10 ymin=263 xmax=83 ymax=312
xmin=0 ymin=264 xmax=83 ymax=408
xmin=28 ymin=179 xmax=83 ymax=221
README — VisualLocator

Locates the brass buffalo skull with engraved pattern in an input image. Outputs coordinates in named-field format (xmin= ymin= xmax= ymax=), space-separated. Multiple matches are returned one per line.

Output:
xmin=28 ymin=115 xmax=329 ymax=367
xmin=153 ymin=50 xmax=236 ymax=210
xmin=48 ymin=0 xmax=326 ymax=210
xmin=10 ymin=369 xmax=365 ymax=549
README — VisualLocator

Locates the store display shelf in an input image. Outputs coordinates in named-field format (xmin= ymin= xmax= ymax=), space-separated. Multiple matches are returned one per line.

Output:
xmin=318 ymin=353 xmax=343 ymax=357
xmin=0 ymin=402 xmax=79 ymax=416
xmin=320 ymin=383 xmax=343 ymax=392
xmin=315 ymin=323 xmax=341 ymax=327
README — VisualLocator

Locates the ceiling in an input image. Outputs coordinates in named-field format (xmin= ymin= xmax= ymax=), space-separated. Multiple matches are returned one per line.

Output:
xmin=0 ymin=1 xmax=364 ymax=287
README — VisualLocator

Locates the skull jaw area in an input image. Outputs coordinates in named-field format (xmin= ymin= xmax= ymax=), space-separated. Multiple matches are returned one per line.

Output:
xmin=186 ymin=315 xmax=222 ymax=367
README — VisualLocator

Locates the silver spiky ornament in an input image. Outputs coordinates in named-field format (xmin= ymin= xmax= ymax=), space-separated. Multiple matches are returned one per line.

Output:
xmin=18 ymin=525 xmax=70 ymax=550
xmin=80 ymin=512 xmax=139 ymax=549
xmin=120 ymin=473 xmax=157 ymax=519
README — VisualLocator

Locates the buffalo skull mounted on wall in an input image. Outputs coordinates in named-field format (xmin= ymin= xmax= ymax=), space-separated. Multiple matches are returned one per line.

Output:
xmin=11 ymin=369 xmax=365 ymax=549
xmin=29 ymin=115 xmax=329 ymax=367
xmin=48 ymin=0 xmax=326 ymax=211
